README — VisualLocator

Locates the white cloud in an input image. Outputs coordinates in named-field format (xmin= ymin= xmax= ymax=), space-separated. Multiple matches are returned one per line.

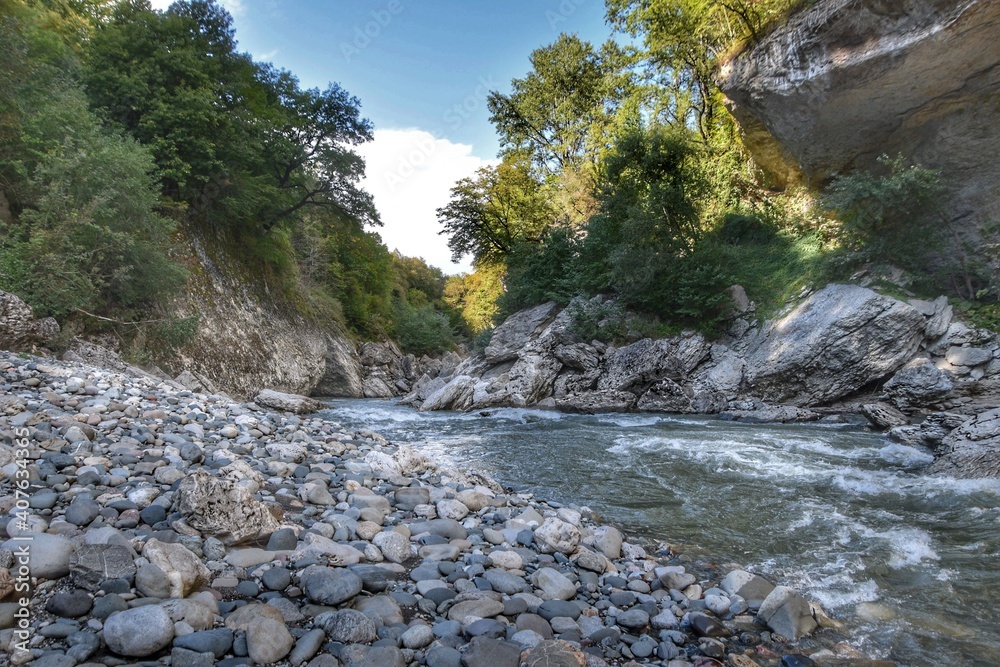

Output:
xmin=148 ymin=0 xmax=244 ymax=15
xmin=357 ymin=129 xmax=491 ymax=275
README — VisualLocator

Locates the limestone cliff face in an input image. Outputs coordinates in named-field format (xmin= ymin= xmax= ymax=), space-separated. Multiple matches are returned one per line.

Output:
xmin=718 ymin=0 xmax=1000 ymax=234
xmin=165 ymin=235 xmax=364 ymax=399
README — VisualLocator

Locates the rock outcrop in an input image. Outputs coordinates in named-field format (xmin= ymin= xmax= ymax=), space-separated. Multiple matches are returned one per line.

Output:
xmin=0 ymin=290 xmax=59 ymax=352
xmin=718 ymin=0 xmax=1000 ymax=242
xmin=408 ymin=284 xmax=997 ymax=416
xmin=164 ymin=235 xmax=364 ymax=399
xmin=741 ymin=284 xmax=926 ymax=405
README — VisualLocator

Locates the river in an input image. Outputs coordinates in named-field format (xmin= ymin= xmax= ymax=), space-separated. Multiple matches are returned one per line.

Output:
xmin=319 ymin=399 xmax=1000 ymax=667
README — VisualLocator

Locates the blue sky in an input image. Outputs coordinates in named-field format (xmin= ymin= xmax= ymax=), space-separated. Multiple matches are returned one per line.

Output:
xmin=151 ymin=0 xmax=615 ymax=273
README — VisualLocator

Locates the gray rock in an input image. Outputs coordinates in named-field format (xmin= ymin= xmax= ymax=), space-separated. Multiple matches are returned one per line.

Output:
xmin=135 ymin=562 xmax=171 ymax=598
xmin=143 ymin=539 xmax=211 ymax=598
xmin=485 ymin=302 xmax=562 ymax=363
xmin=170 ymin=647 xmax=216 ymax=667
xmin=883 ymin=357 xmax=954 ymax=407
xmin=927 ymin=407 xmax=1000 ymax=478
xmin=400 ymin=623 xmax=435 ymax=649
xmin=461 ymin=636 xmax=522 ymax=667
xmin=254 ymin=389 xmax=323 ymax=414
xmin=300 ymin=566 xmax=363 ymax=605
xmin=173 ymin=628 xmax=235 ymax=658
xmin=743 ymin=285 xmax=925 ymax=405
xmin=485 ymin=569 xmax=530 ymax=595
xmin=288 ymin=628 xmax=325 ymax=666
xmin=720 ymin=569 xmax=775 ymax=610
xmin=447 ymin=598 xmax=504 ymax=622
xmin=372 ymin=530 xmax=411 ymax=563
xmin=45 ymin=590 xmax=93 ymax=618
xmin=315 ymin=608 xmax=377 ymax=643
xmin=103 ymin=605 xmax=175 ymax=657
xmin=426 ymin=645 xmax=462 ymax=667
xmin=70 ymin=544 xmax=136 ymax=591
xmin=357 ymin=646 xmax=407 ymax=667
xmin=0 ymin=290 xmax=59 ymax=350
xmin=532 ymin=567 xmax=577 ymax=601
xmin=860 ymin=402 xmax=909 ymax=430
xmin=946 ymin=346 xmax=993 ymax=367
xmin=757 ymin=585 xmax=818 ymax=640
xmin=616 ymin=608 xmax=649 ymax=629
xmin=2 ymin=533 xmax=74 ymax=579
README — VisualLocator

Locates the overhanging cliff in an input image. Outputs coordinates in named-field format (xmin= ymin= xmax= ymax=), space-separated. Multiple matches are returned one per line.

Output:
xmin=718 ymin=0 xmax=1000 ymax=235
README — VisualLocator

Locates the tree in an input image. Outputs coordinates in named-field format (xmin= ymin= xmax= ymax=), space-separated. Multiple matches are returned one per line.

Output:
xmin=581 ymin=125 xmax=705 ymax=311
xmin=437 ymin=155 xmax=554 ymax=267
xmin=822 ymin=155 xmax=945 ymax=271
xmin=606 ymin=0 xmax=798 ymax=142
xmin=255 ymin=66 xmax=377 ymax=232
xmin=487 ymin=34 xmax=630 ymax=177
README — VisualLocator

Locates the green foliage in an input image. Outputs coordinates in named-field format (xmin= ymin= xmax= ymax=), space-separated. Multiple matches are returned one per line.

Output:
xmin=443 ymin=265 xmax=504 ymax=335
xmin=0 ymin=5 xmax=185 ymax=319
xmin=499 ymin=227 xmax=581 ymax=315
xmin=822 ymin=155 xmax=945 ymax=271
xmin=437 ymin=155 xmax=555 ymax=267
xmin=487 ymin=34 xmax=631 ymax=176
xmin=391 ymin=303 xmax=456 ymax=357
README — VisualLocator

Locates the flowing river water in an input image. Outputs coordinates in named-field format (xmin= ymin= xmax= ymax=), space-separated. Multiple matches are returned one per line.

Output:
xmin=319 ymin=399 xmax=1000 ymax=667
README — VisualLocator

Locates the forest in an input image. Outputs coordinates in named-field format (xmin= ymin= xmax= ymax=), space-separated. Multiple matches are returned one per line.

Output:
xmin=1 ymin=0 xmax=996 ymax=365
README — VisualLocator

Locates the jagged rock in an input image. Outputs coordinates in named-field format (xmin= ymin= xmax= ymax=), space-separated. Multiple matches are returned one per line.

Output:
xmin=314 ymin=332 xmax=365 ymax=397
xmin=926 ymin=407 xmax=1000 ymax=478
xmin=598 ymin=336 xmax=709 ymax=393
xmin=883 ymin=357 xmax=954 ymax=407
xmin=888 ymin=412 xmax=966 ymax=449
xmin=742 ymin=285 xmax=925 ymax=405
xmin=174 ymin=471 xmax=281 ymax=545
xmin=0 ymin=290 xmax=59 ymax=351
xmin=860 ymin=403 xmax=909 ymax=430
xmin=420 ymin=374 xmax=478 ymax=411
xmin=70 ymin=545 xmax=137 ymax=591
xmin=254 ymin=389 xmax=323 ymax=414
xmin=553 ymin=343 xmax=600 ymax=371
xmin=485 ymin=301 xmax=562 ymax=363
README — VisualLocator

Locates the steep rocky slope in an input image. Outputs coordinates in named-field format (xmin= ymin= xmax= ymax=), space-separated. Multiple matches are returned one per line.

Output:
xmin=163 ymin=236 xmax=364 ymax=399
xmin=718 ymin=0 xmax=1000 ymax=241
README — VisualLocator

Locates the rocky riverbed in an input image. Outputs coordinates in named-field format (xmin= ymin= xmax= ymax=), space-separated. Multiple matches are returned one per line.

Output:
xmin=0 ymin=351 xmax=893 ymax=667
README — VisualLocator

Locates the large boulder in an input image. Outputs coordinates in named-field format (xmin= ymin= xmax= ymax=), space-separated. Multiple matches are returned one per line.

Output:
xmin=926 ymin=407 xmax=1000 ymax=478
xmin=718 ymin=0 xmax=1000 ymax=248
xmin=742 ymin=285 xmax=925 ymax=405
xmin=0 ymin=290 xmax=59 ymax=351
xmin=484 ymin=301 xmax=561 ymax=363
xmin=598 ymin=335 xmax=709 ymax=393
xmin=174 ymin=471 xmax=281 ymax=545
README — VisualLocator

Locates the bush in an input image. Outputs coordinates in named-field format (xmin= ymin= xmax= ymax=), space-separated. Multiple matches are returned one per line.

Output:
xmin=392 ymin=303 xmax=456 ymax=356
xmin=822 ymin=155 xmax=944 ymax=271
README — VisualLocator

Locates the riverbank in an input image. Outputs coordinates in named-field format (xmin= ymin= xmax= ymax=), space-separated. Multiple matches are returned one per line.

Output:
xmin=0 ymin=350 xmax=890 ymax=666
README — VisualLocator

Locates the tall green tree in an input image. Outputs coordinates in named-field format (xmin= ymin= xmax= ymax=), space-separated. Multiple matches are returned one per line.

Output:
xmin=487 ymin=34 xmax=630 ymax=177
xmin=437 ymin=155 xmax=554 ymax=267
